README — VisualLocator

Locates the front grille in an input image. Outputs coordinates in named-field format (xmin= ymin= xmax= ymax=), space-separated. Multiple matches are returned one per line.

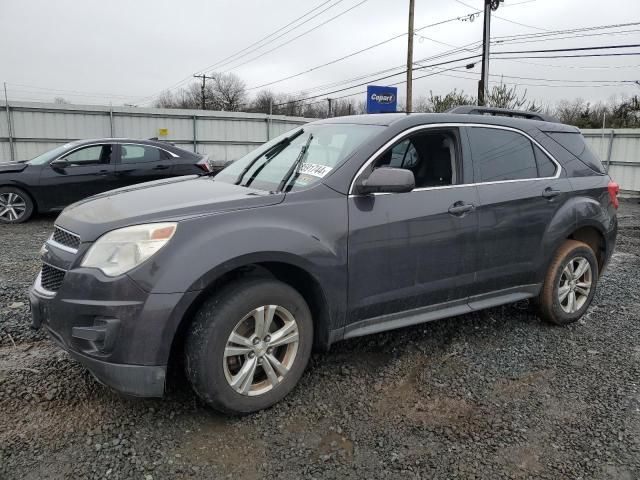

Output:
xmin=41 ymin=263 xmax=66 ymax=292
xmin=52 ymin=226 xmax=81 ymax=250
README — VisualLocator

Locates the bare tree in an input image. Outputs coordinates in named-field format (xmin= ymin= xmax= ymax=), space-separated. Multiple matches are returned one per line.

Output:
xmin=415 ymin=89 xmax=476 ymax=113
xmin=249 ymin=90 xmax=277 ymax=114
xmin=53 ymin=96 xmax=70 ymax=104
xmin=211 ymin=73 xmax=247 ymax=111
xmin=486 ymin=81 xmax=540 ymax=111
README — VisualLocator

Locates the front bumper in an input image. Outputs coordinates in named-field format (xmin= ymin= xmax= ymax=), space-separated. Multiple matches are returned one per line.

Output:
xmin=29 ymin=267 xmax=199 ymax=398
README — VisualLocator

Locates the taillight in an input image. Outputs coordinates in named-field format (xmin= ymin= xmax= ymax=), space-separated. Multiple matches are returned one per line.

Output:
xmin=196 ymin=158 xmax=211 ymax=173
xmin=607 ymin=181 xmax=620 ymax=209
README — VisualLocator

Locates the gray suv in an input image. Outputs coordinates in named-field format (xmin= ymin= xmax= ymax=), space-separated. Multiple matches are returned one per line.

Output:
xmin=30 ymin=107 xmax=619 ymax=414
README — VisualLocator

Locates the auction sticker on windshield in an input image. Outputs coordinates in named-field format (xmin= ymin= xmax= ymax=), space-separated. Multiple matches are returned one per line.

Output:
xmin=298 ymin=163 xmax=332 ymax=178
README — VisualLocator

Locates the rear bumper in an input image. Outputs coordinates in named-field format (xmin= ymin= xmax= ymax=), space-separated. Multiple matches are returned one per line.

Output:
xmin=602 ymin=214 xmax=618 ymax=274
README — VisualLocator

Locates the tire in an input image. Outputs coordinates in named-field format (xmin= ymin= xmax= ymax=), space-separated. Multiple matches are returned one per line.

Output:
xmin=537 ymin=239 xmax=599 ymax=326
xmin=184 ymin=278 xmax=313 ymax=414
xmin=0 ymin=187 xmax=34 ymax=224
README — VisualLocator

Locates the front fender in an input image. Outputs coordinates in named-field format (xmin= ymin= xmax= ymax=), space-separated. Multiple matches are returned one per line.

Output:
xmin=127 ymin=188 xmax=348 ymax=347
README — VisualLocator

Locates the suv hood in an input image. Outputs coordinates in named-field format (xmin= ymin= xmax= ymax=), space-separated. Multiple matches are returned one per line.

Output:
xmin=57 ymin=175 xmax=283 ymax=241
xmin=0 ymin=162 xmax=28 ymax=173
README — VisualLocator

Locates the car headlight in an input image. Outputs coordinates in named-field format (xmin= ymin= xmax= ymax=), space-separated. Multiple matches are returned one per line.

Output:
xmin=81 ymin=223 xmax=177 ymax=277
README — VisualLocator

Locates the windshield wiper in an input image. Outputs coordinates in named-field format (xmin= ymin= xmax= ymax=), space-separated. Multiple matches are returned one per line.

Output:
xmin=277 ymin=133 xmax=313 ymax=193
xmin=234 ymin=129 xmax=304 ymax=185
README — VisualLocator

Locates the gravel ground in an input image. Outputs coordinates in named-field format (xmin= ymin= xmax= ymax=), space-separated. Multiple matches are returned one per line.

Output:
xmin=1 ymin=200 xmax=639 ymax=480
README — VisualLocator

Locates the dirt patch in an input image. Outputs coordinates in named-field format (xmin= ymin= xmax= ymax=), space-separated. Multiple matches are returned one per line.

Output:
xmin=314 ymin=431 xmax=354 ymax=462
xmin=172 ymin=414 xmax=265 ymax=479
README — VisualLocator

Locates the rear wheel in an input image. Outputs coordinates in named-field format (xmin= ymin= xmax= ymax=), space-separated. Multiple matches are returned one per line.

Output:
xmin=537 ymin=240 xmax=598 ymax=325
xmin=0 ymin=187 xmax=34 ymax=223
xmin=184 ymin=279 xmax=313 ymax=414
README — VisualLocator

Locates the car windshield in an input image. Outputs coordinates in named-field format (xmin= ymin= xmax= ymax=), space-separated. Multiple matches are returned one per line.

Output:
xmin=28 ymin=142 xmax=80 ymax=165
xmin=215 ymin=124 xmax=383 ymax=192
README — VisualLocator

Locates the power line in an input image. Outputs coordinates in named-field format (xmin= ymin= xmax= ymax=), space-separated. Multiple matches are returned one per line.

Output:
xmin=454 ymin=0 xmax=547 ymax=31
xmin=135 ymin=0 xmax=349 ymax=104
xmin=213 ymin=0 xmax=352 ymax=72
xmin=250 ymin=14 xmax=636 ymax=97
xmin=501 ymin=58 xmax=640 ymax=69
xmin=491 ymin=42 xmax=640 ymax=55
xmin=257 ymin=20 xmax=639 ymax=96
xmin=201 ymin=0 xmax=340 ymax=72
xmin=141 ymin=0 xmax=539 ymax=105
xmin=245 ymin=14 xmax=489 ymax=92
xmin=492 ymin=20 xmax=640 ymax=41
xmin=219 ymin=0 xmax=369 ymax=74
xmin=273 ymin=47 xmax=640 ymax=107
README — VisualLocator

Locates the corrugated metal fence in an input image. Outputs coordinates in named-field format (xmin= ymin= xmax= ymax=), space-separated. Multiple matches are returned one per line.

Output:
xmin=0 ymin=101 xmax=312 ymax=163
xmin=2 ymin=103 xmax=639 ymax=194
xmin=582 ymin=128 xmax=640 ymax=195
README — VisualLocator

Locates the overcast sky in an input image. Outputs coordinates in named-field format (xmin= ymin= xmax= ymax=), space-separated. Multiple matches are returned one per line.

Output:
xmin=1 ymin=0 xmax=639 ymax=108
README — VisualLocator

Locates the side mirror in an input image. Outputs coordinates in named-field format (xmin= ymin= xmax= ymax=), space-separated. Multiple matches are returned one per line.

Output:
xmin=357 ymin=167 xmax=415 ymax=195
xmin=50 ymin=159 xmax=69 ymax=169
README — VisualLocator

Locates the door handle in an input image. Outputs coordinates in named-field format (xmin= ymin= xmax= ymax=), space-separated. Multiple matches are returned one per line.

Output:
xmin=542 ymin=187 xmax=561 ymax=199
xmin=153 ymin=165 xmax=170 ymax=170
xmin=97 ymin=170 xmax=110 ymax=176
xmin=448 ymin=202 xmax=475 ymax=216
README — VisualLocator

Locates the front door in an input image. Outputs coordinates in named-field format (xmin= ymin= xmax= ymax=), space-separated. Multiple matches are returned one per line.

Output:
xmin=347 ymin=127 xmax=479 ymax=324
xmin=465 ymin=126 xmax=572 ymax=296
xmin=38 ymin=144 xmax=117 ymax=209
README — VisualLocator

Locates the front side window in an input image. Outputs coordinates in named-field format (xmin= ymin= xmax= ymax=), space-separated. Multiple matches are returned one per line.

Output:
xmin=373 ymin=129 xmax=459 ymax=188
xmin=60 ymin=145 xmax=112 ymax=166
xmin=216 ymin=124 xmax=383 ymax=192
xmin=121 ymin=145 xmax=167 ymax=163
xmin=468 ymin=127 xmax=537 ymax=182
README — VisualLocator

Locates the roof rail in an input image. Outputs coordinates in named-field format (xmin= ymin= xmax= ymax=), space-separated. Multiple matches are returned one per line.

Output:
xmin=447 ymin=105 xmax=559 ymax=123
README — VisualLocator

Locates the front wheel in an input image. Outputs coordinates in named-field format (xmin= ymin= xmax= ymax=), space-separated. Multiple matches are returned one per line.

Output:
xmin=0 ymin=187 xmax=34 ymax=223
xmin=184 ymin=279 xmax=313 ymax=414
xmin=537 ymin=239 xmax=599 ymax=325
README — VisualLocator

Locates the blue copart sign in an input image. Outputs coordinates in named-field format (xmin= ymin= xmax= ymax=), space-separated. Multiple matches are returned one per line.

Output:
xmin=366 ymin=85 xmax=398 ymax=113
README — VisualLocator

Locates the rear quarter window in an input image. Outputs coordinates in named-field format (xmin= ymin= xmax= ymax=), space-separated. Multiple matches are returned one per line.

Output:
xmin=546 ymin=132 xmax=605 ymax=174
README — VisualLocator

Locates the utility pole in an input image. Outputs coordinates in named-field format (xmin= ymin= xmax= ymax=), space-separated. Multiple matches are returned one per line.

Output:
xmin=478 ymin=0 xmax=502 ymax=106
xmin=3 ymin=82 xmax=14 ymax=162
xmin=406 ymin=0 xmax=415 ymax=113
xmin=327 ymin=98 xmax=333 ymax=118
xmin=193 ymin=74 xmax=216 ymax=110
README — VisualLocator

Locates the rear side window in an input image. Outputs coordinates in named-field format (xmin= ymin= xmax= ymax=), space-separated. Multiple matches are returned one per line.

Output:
xmin=121 ymin=145 xmax=169 ymax=164
xmin=534 ymin=146 xmax=557 ymax=177
xmin=546 ymin=132 xmax=605 ymax=173
xmin=468 ymin=127 xmax=537 ymax=182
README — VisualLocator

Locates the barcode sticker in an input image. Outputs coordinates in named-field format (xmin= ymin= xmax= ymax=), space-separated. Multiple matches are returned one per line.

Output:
xmin=298 ymin=163 xmax=333 ymax=178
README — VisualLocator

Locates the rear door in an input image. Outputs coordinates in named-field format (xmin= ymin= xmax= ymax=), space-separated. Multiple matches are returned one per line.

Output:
xmin=114 ymin=143 xmax=176 ymax=188
xmin=38 ymin=143 xmax=117 ymax=208
xmin=347 ymin=126 xmax=479 ymax=324
xmin=466 ymin=125 xmax=572 ymax=298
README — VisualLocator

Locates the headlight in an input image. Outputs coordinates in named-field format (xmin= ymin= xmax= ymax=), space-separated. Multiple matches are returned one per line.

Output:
xmin=81 ymin=223 xmax=177 ymax=277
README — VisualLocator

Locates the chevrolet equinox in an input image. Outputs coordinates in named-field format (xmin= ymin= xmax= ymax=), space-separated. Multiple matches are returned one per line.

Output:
xmin=30 ymin=107 xmax=619 ymax=414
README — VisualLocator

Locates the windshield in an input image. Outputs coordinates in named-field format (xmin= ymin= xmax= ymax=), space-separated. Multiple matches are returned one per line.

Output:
xmin=28 ymin=142 xmax=80 ymax=165
xmin=215 ymin=124 xmax=383 ymax=192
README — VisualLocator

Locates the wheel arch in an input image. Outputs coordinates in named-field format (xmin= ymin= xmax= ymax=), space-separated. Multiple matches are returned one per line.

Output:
xmin=0 ymin=183 xmax=38 ymax=216
xmin=166 ymin=255 xmax=334 ymax=375
xmin=537 ymin=195 xmax=611 ymax=283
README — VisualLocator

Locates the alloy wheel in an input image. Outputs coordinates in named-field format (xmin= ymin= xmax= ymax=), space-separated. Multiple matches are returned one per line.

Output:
xmin=223 ymin=305 xmax=300 ymax=396
xmin=558 ymin=256 xmax=592 ymax=314
xmin=0 ymin=192 xmax=27 ymax=222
